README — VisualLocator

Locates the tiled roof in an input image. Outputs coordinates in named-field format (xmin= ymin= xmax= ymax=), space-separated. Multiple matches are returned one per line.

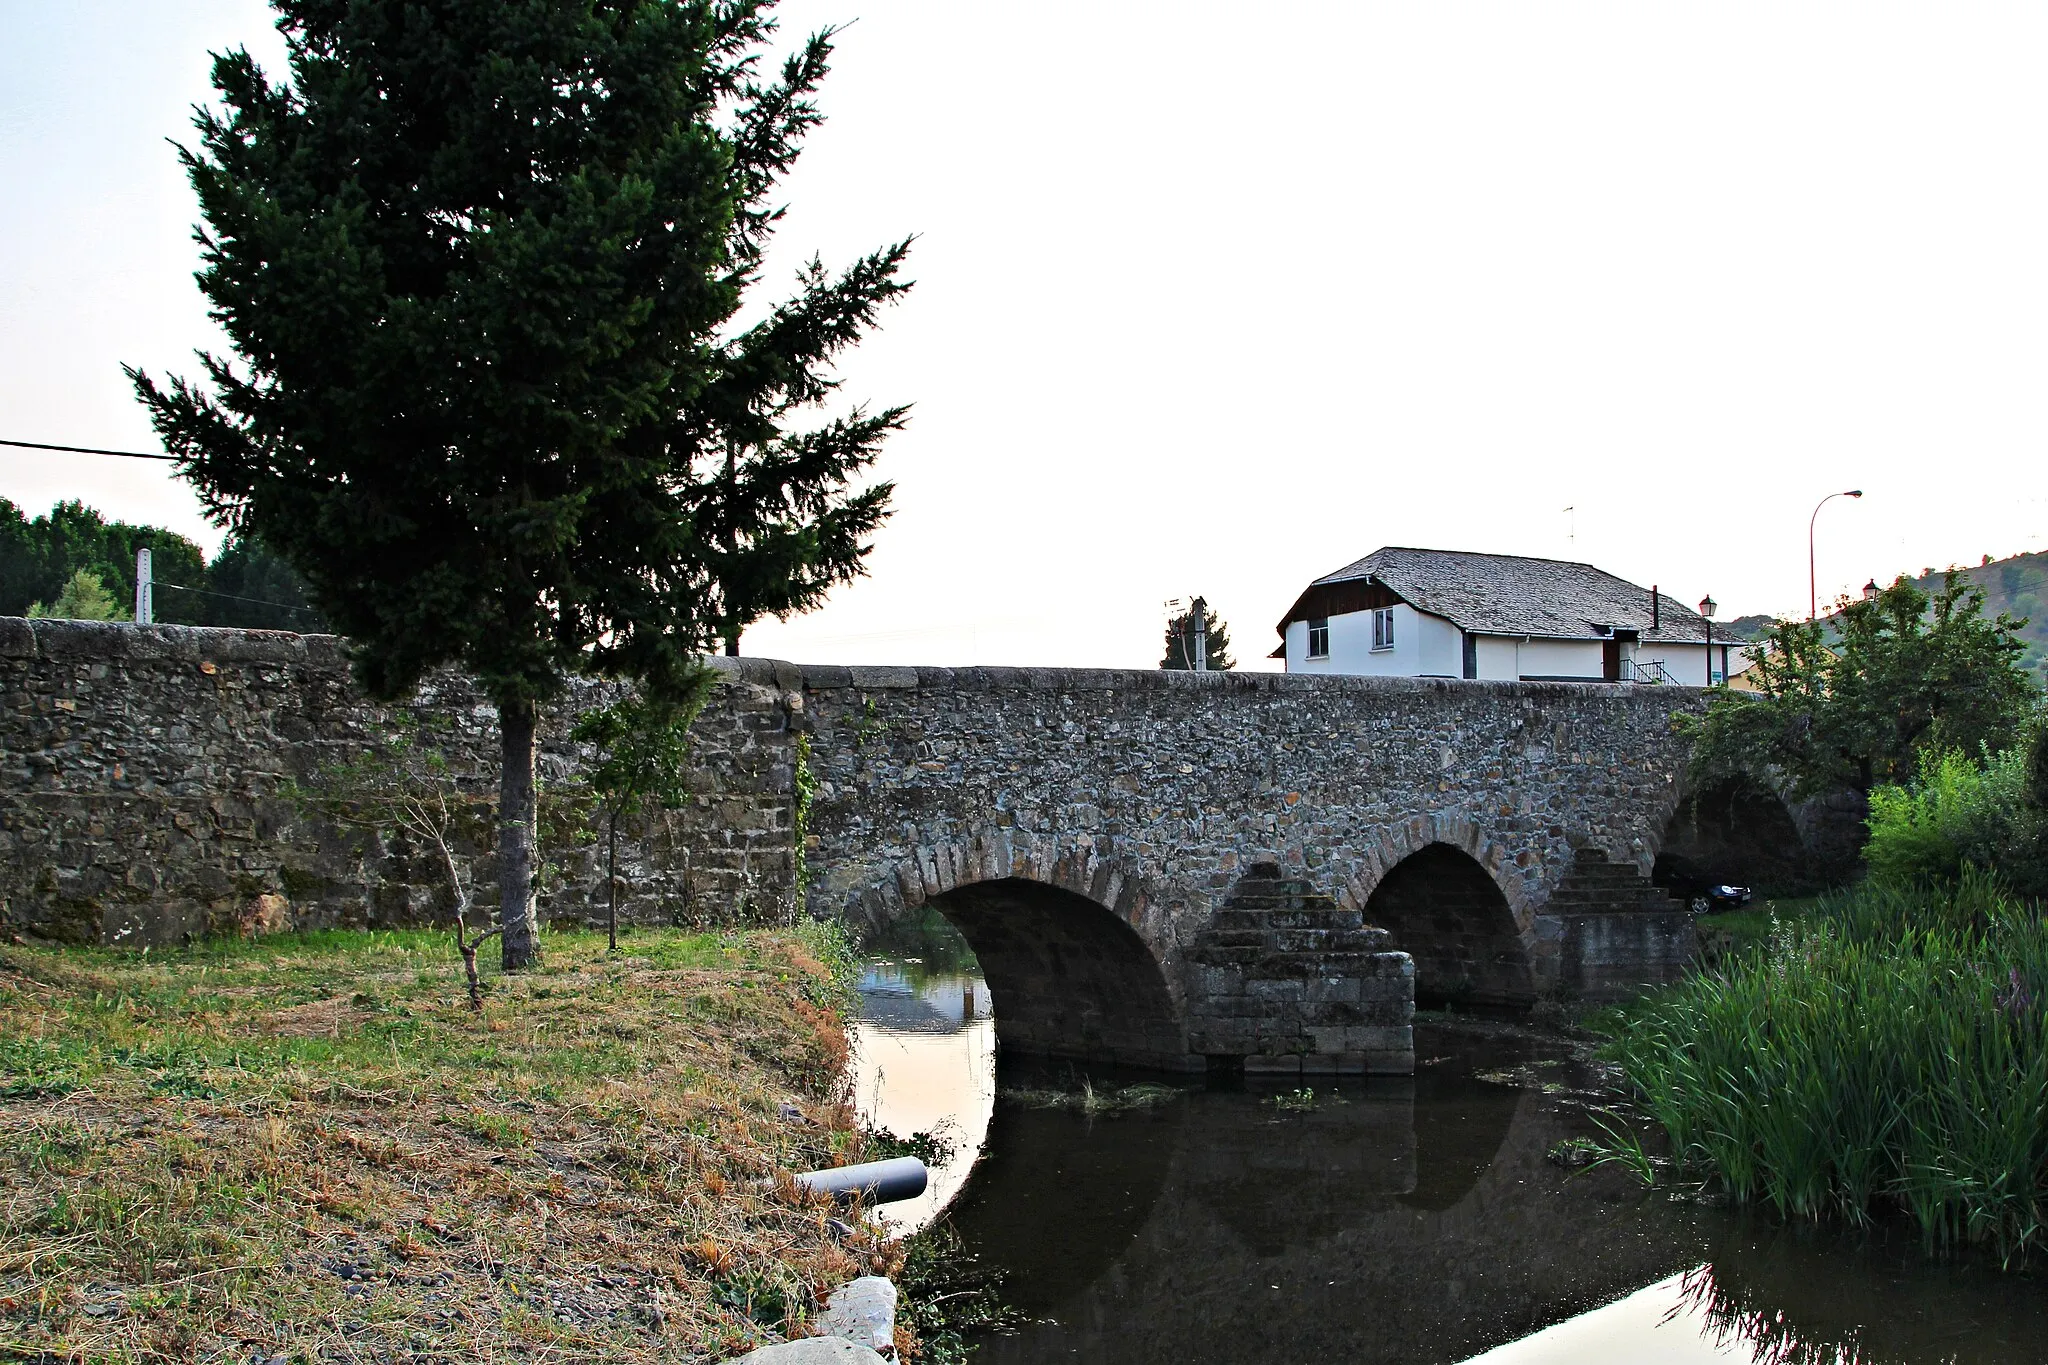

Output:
xmin=1302 ymin=546 xmax=1738 ymax=644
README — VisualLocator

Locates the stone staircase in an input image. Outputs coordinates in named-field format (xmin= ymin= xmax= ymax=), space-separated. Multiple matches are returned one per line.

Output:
xmin=1196 ymin=868 xmax=1394 ymax=961
xmin=1184 ymin=863 xmax=1414 ymax=1075
xmin=1544 ymin=846 xmax=1689 ymax=916
xmin=1543 ymin=847 xmax=1697 ymax=997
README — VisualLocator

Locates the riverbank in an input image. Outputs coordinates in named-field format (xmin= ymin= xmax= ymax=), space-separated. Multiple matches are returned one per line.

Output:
xmin=1601 ymin=877 xmax=2048 ymax=1263
xmin=0 ymin=925 xmax=905 ymax=1361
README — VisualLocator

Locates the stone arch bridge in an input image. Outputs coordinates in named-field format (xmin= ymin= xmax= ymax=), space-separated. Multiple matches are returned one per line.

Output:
xmin=1 ymin=623 xmax=1833 ymax=1076
xmin=772 ymin=660 xmax=1707 ymax=1074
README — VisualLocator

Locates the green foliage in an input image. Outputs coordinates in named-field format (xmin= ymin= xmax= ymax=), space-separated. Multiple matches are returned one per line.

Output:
xmin=131 ymin=0 xmax=910 ymax=969
xmin=1 ymin=498 xmax=202 ymax=622
xmin=792 ymin=732 xmax=818 ymax=908
xmin=570 ymin=676 xmax=714 ymax=824
xmin=1267 ymin=1086 xmax=1328 ymax=1111
xmin=1159 ymin=600 xmax=1234 ymax=670
xmin=861 ymin=903 xmax=982 ymax=982
xmin=894 ymin=1220 xmax=1023 ymax=1363
xmin=1684 ymin=572 xmax=2037 ymax=797
xmin=1601 ymin=876 xmax=2048 ymax=1265
xmin=861 ymin=1125 xmax=957 ymax=1167
xmin=1902 ymin=549 xmax=2048 ymax=690
xmin=1 ymin=497 xmax=323 ymax=629
xmin=200 ymin=535 xmax=326 ymax=630
xmin=1864 ymin=744 xmax=2048 ymax=895
xmin=130 ymin=0 xmax=908 ymax=709
xmin=570 ymin=672 xmax=715 ymax=945
xmin=28 ymin=569 xmax=128 ymax=622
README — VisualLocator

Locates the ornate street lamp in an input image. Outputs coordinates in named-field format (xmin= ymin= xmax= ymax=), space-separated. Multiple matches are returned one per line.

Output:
xmin=1699 ymin=594 xmax=1717 ymax=686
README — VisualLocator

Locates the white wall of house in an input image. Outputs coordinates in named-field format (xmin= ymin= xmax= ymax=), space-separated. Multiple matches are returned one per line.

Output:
xmin=1472 ymin=636 xmax=1518 ymax=681
xmin=1415 ymin=612 xmax=1461 ymax=677
xmin=1514 ymin=637 xmax=1604 ymax=681
xmin=1285 ymin=604 xmax=1463 ymax=676
xmin=1285 ymin=612 xmax=1757 ymax=686
xmin=1640 ymin=640 xmax=1752 ymax=686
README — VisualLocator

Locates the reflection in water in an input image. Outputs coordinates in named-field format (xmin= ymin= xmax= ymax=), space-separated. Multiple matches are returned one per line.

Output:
xmin=1461 ymin=1271 xmax=1752 ymax=1364
xmin=850 ymin=958 xmax=995 ymax=1233
xmin=949 ymin=1027 xmax=2048 ymax=1365
xmin=851 ymin=916 xmax=2048 ymax=1364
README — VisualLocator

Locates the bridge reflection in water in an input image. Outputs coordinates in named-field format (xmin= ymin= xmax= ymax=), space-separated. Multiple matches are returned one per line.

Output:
xmin=850 ymin=914 xmax=2048 ymax=1365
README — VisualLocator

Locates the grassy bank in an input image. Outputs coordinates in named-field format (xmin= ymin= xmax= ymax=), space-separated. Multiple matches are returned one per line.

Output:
xmin=1602 ymin=877 xmax=2048 ymax=1264
xmin=0 ymin=925 xmax=909 ymax=1361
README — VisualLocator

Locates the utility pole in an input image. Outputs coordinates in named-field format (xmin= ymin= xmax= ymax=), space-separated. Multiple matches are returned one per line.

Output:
xmin=134 ymin=547 xmax=153 ymax=625
xmin=1808 ymin=489 xmax=1864 ymax=620
xmin=1190 ymin=596 xmax=1208 ymax=671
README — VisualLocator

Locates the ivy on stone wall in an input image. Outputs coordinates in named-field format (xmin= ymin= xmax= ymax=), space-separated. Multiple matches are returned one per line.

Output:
xmin=793 ymin=733 xmax=819 ymax=913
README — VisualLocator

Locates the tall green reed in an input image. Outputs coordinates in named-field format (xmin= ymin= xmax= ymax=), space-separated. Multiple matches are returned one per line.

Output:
xmin=1604 ymin=872 xmax=2048 ymax=1264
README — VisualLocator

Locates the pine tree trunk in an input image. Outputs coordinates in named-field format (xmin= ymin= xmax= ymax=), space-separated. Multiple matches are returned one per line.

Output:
xmin=498 ymin=698 xmax=542 ymax=970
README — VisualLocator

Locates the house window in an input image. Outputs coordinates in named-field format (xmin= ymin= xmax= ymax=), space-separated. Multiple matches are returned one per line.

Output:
xmin=1306 ymin=618 xmax=1330 ymax=659
xmin=1371 ymin=607 xmax=1395 ymax=652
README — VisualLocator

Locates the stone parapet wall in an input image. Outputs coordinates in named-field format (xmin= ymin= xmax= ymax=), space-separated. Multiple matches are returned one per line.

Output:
xmin=0 ymin=619 xmax=799 ymax=945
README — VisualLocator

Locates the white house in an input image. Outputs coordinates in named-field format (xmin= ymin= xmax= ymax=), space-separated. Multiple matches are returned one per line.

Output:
xmin=1272 ymin=547 xmax=1751 ymax=686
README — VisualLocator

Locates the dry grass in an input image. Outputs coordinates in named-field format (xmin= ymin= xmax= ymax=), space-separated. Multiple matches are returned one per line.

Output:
xmin=0 ymin=925 xmax=910 ymax=1362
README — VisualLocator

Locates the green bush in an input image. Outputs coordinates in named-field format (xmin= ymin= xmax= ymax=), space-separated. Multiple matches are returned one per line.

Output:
xmin=1863 ymin=735 xmax=2048 ymax=897
xmin=1602 ymin=877 xmax=2048 ymax=1264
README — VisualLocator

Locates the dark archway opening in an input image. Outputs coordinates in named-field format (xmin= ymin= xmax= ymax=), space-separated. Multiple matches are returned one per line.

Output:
xmin=1364 ymin=844 xmax=1533 ymax=1009
xmin=1654 ymin=777 xmax=1812 ymax=897
xmin=919 ymin=877 xmax=1188 ymax=1070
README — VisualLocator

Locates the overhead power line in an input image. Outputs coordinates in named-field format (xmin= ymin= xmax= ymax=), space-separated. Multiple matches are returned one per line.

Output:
xmin=154 ymin=581 xmax=318 ymax=617
xmin=1 ymin=438 xmax=176 ymax=461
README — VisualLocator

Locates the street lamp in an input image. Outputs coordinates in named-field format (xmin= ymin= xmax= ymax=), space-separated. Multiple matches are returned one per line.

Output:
xmin=1699 ymin=594 xmax=1716 ymax=687
xmin=1809 ymin=489 xmax=1864 ymax=620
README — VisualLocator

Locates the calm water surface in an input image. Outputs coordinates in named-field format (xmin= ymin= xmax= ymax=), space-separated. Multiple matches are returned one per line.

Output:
xmin=852 ymin=949 xmax=2048 ymax=1364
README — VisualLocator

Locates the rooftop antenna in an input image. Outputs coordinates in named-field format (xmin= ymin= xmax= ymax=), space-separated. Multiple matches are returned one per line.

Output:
xmin=1563 ymin=506 xmax=1576 ymax=552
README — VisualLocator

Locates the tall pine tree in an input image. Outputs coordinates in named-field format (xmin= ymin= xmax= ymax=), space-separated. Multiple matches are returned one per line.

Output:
xmin=132 ymin=0 xmax=908 ymax=967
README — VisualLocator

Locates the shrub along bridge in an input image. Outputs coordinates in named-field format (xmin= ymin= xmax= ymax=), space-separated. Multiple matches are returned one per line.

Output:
xmin=0 ymin=622 xmax=1844 ymax=1075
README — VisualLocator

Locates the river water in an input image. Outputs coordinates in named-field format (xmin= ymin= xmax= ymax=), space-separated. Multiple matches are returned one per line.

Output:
xmin=850 ymin=939 xmax=2048 ymax=1364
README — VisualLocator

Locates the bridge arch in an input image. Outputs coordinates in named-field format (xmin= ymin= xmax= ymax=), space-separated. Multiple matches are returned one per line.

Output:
xmin=1333 ymin=810 xmax=1538 ymax=933
xmin=1359 ymin=841 xmax=1536 ymax=1009
xmin=1654 ymin=774 xmax=1814 ymax=897
xmin=838 ymin=828 xmax=1190 ymax=1069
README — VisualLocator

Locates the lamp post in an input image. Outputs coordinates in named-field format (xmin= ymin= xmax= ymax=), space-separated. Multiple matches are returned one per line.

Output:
xmin=1699 ymin=594 xmax=1716 ymax=687
xmin=1809 ymin=489 xmax=1864 ymax=620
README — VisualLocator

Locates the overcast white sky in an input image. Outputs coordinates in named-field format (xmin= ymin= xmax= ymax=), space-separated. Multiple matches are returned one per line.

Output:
xmin=4 ymin=2 xmax=2045 ymax=668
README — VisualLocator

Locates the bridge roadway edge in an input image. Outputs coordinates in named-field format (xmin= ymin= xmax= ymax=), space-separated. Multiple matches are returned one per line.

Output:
xmin=2 ymin=620 xmax=1713 ymax=1070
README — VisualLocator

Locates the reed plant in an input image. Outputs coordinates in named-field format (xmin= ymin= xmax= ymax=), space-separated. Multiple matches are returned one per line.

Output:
xmin=1603 ymin=873 xmax=2048 ymax=1263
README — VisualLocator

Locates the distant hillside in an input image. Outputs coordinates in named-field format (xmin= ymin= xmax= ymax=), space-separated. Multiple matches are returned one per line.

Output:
xmin=1904 ymin=550 xmax=2048 ymax=688
xmin=1722 ymin=552 xmax=2048 ymax=689
xmin=1722 ymin=613 xmax=1775 ymax=643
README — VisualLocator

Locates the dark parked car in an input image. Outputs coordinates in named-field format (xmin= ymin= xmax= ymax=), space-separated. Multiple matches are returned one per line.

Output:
xmin=1687 ymin=884 xmax=1754 ymax=915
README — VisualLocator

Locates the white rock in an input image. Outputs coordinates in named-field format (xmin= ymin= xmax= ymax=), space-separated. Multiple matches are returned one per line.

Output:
xmin=812 ymin=1275 xmax=898 ymax=1353
xmin=736 ymin=1337 xmax=887 ymax=1364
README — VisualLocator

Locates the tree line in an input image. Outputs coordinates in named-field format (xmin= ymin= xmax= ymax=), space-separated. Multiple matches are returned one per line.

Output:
xmin=0 ymin=497 xmax=325 ymax=630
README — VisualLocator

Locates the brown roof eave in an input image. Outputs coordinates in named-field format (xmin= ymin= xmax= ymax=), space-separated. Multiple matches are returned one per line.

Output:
xmin=1274 ymin=575 xmax=1416 ymax=636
